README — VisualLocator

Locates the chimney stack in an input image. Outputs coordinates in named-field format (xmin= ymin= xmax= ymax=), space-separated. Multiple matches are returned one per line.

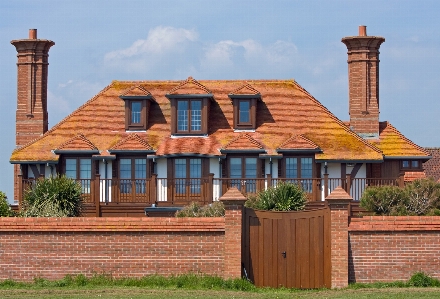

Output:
xmin=342 ymin=26 xmax=385 ymax=139
xmin=11 ymin=29 xmax=54 ymax=202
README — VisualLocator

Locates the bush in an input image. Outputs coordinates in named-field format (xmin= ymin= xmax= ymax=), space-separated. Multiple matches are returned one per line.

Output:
xmin=0 ymin=191 xmax=13 ymax=217
xmin=245 ymin=182 xmax=307 ymax=211
xmin=408 ymin=272 xmax=440 ymax=287
xmin=360 ymin=178 xmax=440 ymax=216
xmin=175 ymin=201 xmax=225 ymax=217
xmin=21 ymin=175 xmax=83 ymax=217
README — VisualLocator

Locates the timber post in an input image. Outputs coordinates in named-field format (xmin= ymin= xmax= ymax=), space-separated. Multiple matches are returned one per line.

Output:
xmin=150 ymin=174 xmax=157 ymax=204
xmin=94 ymin=174 xmax=101 ymax=217
xmin=208 ymin=173 xmax=214 ymax=203
xmin=266 ymin=173 xmax=272 ymax=188
xmin=324 ymin=173 xmax=329 ymax=198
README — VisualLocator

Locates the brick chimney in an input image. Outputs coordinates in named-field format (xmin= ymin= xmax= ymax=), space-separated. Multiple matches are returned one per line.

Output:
xmin=11 ymin=29 xmax=54 ymax=201
xmin=342 ymin=26 xmax=385 ymax=139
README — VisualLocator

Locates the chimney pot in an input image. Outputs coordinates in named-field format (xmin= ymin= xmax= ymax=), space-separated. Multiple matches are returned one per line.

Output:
xmin=29 ymin=29 xmax=37 ymax=39
xmin=359 ymin=25 xmax=367 ymax=36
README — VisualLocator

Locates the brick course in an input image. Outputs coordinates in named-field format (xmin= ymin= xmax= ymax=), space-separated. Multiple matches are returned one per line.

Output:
xmin=0 ymin=217 xmax=228 ymax=281
xmin=348 ymin=217 xmax=440 ymax=283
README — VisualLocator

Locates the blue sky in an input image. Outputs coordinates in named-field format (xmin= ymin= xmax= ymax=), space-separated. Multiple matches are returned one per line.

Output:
xmin=1 ymin=0 xmax=439 ymax=201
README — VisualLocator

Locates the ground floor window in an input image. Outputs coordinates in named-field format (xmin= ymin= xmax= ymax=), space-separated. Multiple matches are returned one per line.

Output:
xmin=64 ymin=157 xmax=92 ymax=193
xmin=119 ymin=158 xmax=147 ymax=194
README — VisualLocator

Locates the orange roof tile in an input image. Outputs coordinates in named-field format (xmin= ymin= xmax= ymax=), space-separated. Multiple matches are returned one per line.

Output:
xmin=56 ymin=134 xmax=97 ymax=151
xmin=10 ymin=79 xmax=388 ymax=163
xmin=423 ymin=148 xmax=440 ymax=182
xmin=120 ymin=85 xmax=152 ymax=97
xmin=278 ymin=135 xmax=320 ymax=151
xmin=370 ymin=122 xmax=430 ymax=158
xmin=223 ymin=133 xmax=265 ymax=151
xmin=109 ymin=133 xmax=154 ymax=151
xmin=230 ymin=82 xmax=260 ymax=95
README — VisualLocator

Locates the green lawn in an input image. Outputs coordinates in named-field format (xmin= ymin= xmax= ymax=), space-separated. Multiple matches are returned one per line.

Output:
xmin=0 ymin=287 xmax=440 ymax=299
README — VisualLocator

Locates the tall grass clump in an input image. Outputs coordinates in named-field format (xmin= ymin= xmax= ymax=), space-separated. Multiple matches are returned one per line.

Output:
xmin=245 ymin=182 xmax=307 ymax=211
xmin=176 ymin=201 xmax=225 ymax=217
xmin=21 ymin=175 xmax=83 ymax=217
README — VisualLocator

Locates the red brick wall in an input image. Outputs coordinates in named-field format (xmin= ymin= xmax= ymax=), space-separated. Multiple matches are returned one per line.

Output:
xmin=348 ymin=216 xmax=440 ymax=283
xmin=0 ymin=217 xmax=227 ymax=281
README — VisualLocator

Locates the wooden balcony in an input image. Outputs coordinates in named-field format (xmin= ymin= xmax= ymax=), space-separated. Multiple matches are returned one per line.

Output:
xmin=18 ymin=173 xmax=405 ymax=217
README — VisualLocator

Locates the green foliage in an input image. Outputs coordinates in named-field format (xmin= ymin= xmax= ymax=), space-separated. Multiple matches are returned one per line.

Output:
xmin=175 ymin=201 xmax=225 ymax=217
xmin=360 ymin=178 xmax=440 ymax=216
xmin=0 ymin=191 xmax=13 ymax=217
xmin=1 ymin=273 xmax=256 ymax=290
xmin=21 ymin=175 xmax=83 ymax=217
xmin=408 ymin=272 xmax=440 ymax=287
xmin=245 ymin=182 xmax=307 ymax=211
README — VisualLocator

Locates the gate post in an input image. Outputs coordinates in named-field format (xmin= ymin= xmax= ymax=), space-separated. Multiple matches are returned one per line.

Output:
xmin=219 ymin=187 xmax=247 ymax=279
xmin=326 ymin=186 xmax=352 ymax=289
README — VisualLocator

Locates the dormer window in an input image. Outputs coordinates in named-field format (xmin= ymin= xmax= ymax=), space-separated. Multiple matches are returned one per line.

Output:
xmin=119 ymin=87 xmax=153 ymax=131
xmin=167 ymin=94 xmax=211 ymax=135
xmin=229 ymin=95 xmax=259 ymax=130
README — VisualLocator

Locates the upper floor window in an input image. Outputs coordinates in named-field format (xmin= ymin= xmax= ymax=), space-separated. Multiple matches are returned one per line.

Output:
xmin=119 ymin=95 xmax=153 ymax=131
xmin=177 ymin=99 xmax=202 ymax=132
xmin=167 ymin=95 xmax=211 ymax=135
xmin=229 ymin=95 xmax=259 ymax=130
xmin=401 ymin=160 xmax=421 ymax=170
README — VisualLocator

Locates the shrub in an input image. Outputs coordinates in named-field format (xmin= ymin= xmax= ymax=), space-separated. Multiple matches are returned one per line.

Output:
xmin=0 ymin=191 xmax=13 ymax=217
xmin=21 ymin=175 xmax=83 ymax=217
xmin=360 ymin=185 xmax=406 ymax=215
xmin=408 ymin=271 xmax=440 ymax=287
xmin=245 ymin=182 xmax=307 ymax=211
xmin=360 ymin=178 xmax=440 ymax=216
xmin=176 ymin=201 xmax=225 ymax=217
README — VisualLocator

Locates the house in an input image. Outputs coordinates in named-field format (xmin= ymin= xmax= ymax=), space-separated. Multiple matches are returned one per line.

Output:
xmin=10 ymin=27 xmax=430 ymax=214
xmin=423 ymin=148 xmax=440 ymax=183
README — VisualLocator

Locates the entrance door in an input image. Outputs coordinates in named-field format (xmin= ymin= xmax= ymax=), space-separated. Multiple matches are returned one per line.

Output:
xmin=119 ymin=158 xmax=148 ymax=202
xmin=174 ymin=158 xmax=202 ymax=202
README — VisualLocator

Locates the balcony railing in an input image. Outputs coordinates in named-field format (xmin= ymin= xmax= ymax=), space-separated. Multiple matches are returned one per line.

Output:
xmin=18 ymin=173 xmax=405 ymax=207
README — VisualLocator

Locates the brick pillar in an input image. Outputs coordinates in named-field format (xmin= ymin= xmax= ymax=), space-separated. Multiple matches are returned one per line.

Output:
xmin=326 ymin=186 xmax=352 ymax=288
xmin=219 ymin=187 xmax=246 ymax=279
xmin=342 ymin=25 xmax=385 ymax=139
xmin=11 ymin=29 xmax=55 ymax=202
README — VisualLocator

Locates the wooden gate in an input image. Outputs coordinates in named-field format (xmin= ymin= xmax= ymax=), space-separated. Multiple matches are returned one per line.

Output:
xmin=242 ymin=207 xmax=331 ymax=288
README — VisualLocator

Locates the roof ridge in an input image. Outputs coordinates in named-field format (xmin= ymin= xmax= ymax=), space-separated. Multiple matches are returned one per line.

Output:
xmin=278 ymin=134 xmax=319 ymax=149
xmin=224 ymin=133 xmax=264 ymax=150
xmin=291 ymin=80 xmax=383 ymax=154
xmin=56 ymin=133 xmax=97 ymax=150
xmin=119 ymin=84 xmax=152 ymax=96
xmin=230 ymin=82 xmax=260 ymax=95
xmin=168 ymin=76 xmax=212 ymax=94
xmin=383 ymin=122 xmax=431 ymax=156
xmin=12 ymin=84 xmax=114 ymax=155
xmin=110 ymin=133 xmax=153 ymax=150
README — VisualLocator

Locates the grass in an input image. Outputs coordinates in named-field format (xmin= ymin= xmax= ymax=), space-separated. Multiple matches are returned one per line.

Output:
xmin=0 ymin=273 xmax=439 ymax=299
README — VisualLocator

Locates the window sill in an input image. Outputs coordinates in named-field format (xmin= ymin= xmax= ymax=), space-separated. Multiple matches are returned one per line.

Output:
xmin=171 ymin=134 xmax=208 ymax=138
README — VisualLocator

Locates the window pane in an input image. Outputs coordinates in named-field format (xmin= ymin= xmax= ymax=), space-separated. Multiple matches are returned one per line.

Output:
xmin=177 ymin=101 xmax=188 ymax=131
xmin=239 ymin=101 xmax=250 ymax=123
xmin=120 ymin=159 xmax=132 ymax=179
xmin=79 ymin=159 xmax=91 ymax=179
xmin=190 ymin=159 xmax=202 ymax=194
xmin=65 ymin=159 xmax=77 ymax=179
xmin=402 ymin=160 xmax=409 ymax=168
xmin=300 ymin=158 xmax=313 ymax=178
xmin=135 ymin=159 xmax=146 ymax=179
xmin=131 ymin=102 xmax=142 ymax=124
xmin=230 ymin=158 xmax=242 ymax=179
xmin=245 ymin=158 xmax=257 ymax=178
xmin=411 ymin=160 xmax=419 ymax=168
xmin=191 ymin=100 xmax=202 ymax=131
xmin=174 ymin=159 xmax=186 ymax=194
xmin=286 ymin=158 xmax=298 ymax=178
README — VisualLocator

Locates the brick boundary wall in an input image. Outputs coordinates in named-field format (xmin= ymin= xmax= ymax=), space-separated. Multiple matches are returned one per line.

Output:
xmin=0 ymin=217 xmax=227 ymax=281
xmin=348 ymin=216 xmax=440 ymax=283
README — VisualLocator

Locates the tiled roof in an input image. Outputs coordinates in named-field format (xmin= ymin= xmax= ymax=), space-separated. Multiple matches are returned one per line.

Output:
xmin=120 ymin=85 xmax=152 ymax=97
xmin=423 ymin=148 xmax=440 ymax=182
xmin=370 ymin=122 xmax=430 ymax=158
xmin=11 ymin=79 xmax=390 ymax=162
xmin=223 ymin=134 xmax=264 ymax=151
xmin=230 ymin=82 xmax=260 ymax=95
xmin=109 ymin=133 xmax=153 ymax=151
xmin=278 ymin=135 xmax=320 ymax=151
xmin=167 ymin=76 xmax=211 ymax=95
xmin=56 ymin=134 xmax=97 ymax=151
